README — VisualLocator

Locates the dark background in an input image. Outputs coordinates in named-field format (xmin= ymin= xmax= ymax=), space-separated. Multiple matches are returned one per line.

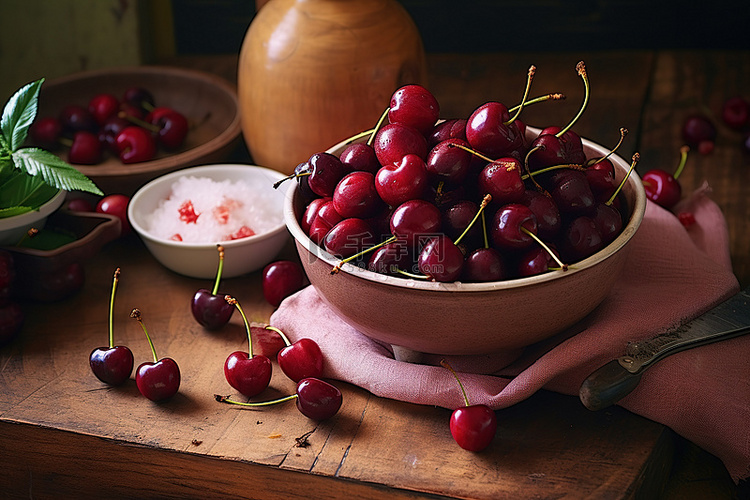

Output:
xmin=170 ymin=0 xmax=750 ymax=55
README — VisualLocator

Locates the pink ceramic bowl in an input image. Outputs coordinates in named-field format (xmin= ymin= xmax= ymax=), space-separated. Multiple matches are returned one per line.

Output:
xmin=283 ymin=127 xmax=646 ymax=357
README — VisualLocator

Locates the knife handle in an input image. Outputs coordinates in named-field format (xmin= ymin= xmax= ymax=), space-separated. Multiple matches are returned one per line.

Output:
xmin=579 ymin=360 xmax=643 ymax=411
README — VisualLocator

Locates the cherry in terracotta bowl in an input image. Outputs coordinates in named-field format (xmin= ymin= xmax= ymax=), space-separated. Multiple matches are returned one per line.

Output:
xmin=35 ymin=66 xmax=242 ymax=195
xmin=283 ymin=127 xmax=647 ymax=357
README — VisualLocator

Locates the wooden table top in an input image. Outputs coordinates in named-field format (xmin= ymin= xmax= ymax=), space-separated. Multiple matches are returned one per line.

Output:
xmin=1 ymin=50 xmax=748 ymax=499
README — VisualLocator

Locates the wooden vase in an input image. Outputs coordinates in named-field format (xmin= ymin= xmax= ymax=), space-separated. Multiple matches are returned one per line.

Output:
xmin=238 ymin=0 xmax=427 ymax=174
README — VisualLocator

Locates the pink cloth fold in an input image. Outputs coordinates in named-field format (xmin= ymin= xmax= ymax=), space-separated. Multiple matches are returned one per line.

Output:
xmin=271 ymin=185 xmax=748 ymax=483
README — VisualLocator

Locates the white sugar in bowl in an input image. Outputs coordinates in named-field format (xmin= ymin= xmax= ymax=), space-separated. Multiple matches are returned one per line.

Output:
xmin=128 ymin=164 xmax=290 ymax=279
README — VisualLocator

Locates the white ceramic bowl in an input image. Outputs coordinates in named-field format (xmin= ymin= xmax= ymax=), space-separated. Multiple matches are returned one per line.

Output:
xmin=129 ymin=164 xmax=290 ymax=279
xmin=0 ymin=190 xmax=66 ymax=245
xmin=284 ymin=127 xmax=647 ymax=356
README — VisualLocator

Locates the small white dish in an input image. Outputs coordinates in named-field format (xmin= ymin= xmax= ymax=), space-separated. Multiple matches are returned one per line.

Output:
xmin=0 ymin=190 xmax=66 ymax=246
xmin=128 ymin=164 xmax=290 ymax=279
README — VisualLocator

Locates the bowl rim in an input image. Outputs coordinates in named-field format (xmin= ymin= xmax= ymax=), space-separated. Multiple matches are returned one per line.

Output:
xmin=0 ymin=189 xmax=66 ymax=231
xmin=42 ymin=65 xmax=242 ymax=178
xmin=284 ymin=125 xmax=647 ymax=292
xmin=128 ymin=163 xmax=289 ymax=249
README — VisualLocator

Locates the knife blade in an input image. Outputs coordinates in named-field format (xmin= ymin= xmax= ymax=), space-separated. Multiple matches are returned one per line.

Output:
xmin=579 ymin=286 xmax=750 ymax=411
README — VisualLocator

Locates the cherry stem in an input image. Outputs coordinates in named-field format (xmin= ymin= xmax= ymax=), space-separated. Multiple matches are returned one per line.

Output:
xmin=556 ymin=61 xmax=589 ymax=138
xmin=440 ymin=359 xmax=470 ymax=407
xmin=119 ymin=111 xmax=160 ymax=133
xmin=520 ymin=227 xmax=567 ymax=271
xmin=395 ymin=268 xmax=430 ymax=280
xmin=521 ymin=163 xmax=585 ymax=181
xmin=215 ymin=393 xmax=298 ymax=407
xmin=225 ymin=295 xmax=253 ymax=356
xmin=481 ymin=211 xmax=489 ymax=249
xmin=587 ymin=128 xmax=628 ymax=166
xmin=454 ymin=194 xmax=492 ymax=246
xmin=367 ymin=107 xmax=390 ymax=146
xmin=673 ymin=146 xmax=690 ymax=180
xmin=448 ymin=142 xmax=494 ymax=163
xmin=506 ymin=65 xmax=536 ymax=125
xmin=605 ymin=152 xmax=640 ymax=206
xmin=211 ymin=245 xmax=225 ymax=296
xmin=266 ymin=325 xmax=291 ymax=347
xmin=130 ymin=308 xmax=158 ymax=363
xmin=524 ymin=145 xmax=549 ymax=195
xmin=273 ymin=171 xmax=310 ymax=190
xmin=331 ymin=235 xmax=397 ymax=275
xmin=108 ymin=268 xmax=120 ymax=349
xmin=507 ymin=93 xmax=566 ymax=115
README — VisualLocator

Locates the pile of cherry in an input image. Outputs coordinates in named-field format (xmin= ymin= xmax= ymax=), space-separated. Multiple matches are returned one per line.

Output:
xmin=284 ymin=62 xmax=637 ymax=283
xmin=28 ymin=86 xmax=189 ymax=165
xmin=88 ymin=249 xmax=342 ymax=422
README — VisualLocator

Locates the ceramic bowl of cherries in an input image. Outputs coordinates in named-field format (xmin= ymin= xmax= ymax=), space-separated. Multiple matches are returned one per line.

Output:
xmin=281 ymin=62 xmax=647 ymax=359
xmin=26 ymin=66 xmax=242 ymax=195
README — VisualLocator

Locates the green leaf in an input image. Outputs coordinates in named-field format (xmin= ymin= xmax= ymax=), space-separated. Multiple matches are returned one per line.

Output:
xmin=1 ymin=79 xmax=43 ymax=152
xmin=0 ymin=168 xmax=58 ymax=209
xmin=0 ymin=205 xmax=34 ymax=218
xmin=12 ymin=148 xmax=103 ymax=195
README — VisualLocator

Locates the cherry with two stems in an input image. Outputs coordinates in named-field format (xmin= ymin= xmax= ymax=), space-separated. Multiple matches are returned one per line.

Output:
xmin=191 ymin=245 xmax=234 ymax=329
xmin=216 ymin=377 xmax=342 ymax=421
xmin=89 ymin=268 xmax=134 ymax=386
xmin=266 ymin=325 xmax=324 ymax=383
xmin=223 ymin=296 xmax=272 ymax=398
xmin=131 ymin=308 xmax=180 ymax=402
xmin=441 ymin=360 xmax=497 ymax=452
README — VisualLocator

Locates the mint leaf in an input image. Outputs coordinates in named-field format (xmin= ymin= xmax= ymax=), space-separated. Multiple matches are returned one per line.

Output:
xmin=0 ymin=206 xmax=35 ymax=218
xmin=12 ymin=147 xmax=103 ymax=195
xmin=0 ymin=167 xmax=58 ymax=210
xmin=1 ymin=79 xmax=42 ymax=152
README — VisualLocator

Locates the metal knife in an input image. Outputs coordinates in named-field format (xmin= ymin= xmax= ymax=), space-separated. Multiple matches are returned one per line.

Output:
xmin=579 ymin=287 xmax=750 ymax=411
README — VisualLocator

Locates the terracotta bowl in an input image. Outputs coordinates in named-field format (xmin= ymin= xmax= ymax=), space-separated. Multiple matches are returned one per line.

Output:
xmin=284 ymin=127 xmax=647 ymax=357
xmin=37 ymin=66 xmax=242 ymax=195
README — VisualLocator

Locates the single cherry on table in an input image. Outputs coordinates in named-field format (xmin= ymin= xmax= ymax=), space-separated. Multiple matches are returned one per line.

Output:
xmin=89 ymin=268 xmax=134 ymax=386
xmin=131 ymin=308 xmax=181 ymax=402
xmin=191 ymin=245 xmax=234 ymax=330
xmin=441 ymin=360 xmax=497 ymax=452
xmin=223 ymin=296 xmax=272 ymax=398
xmin=262 ymin=260 xmax=306 ymax=308
xmin=266 ymin=325 xmax=324 ymax=383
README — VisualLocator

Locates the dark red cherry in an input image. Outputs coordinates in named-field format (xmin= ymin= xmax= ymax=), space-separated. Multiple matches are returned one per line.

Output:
xmin=333 ymin=171 xmax=383 ymax=219
xmin=339 ymin=142 xmax=380 ymax=174
xmin=367 ymin=239 xmax=412 ymax=275
xmin=465 ymin=101 xmax=523 ymax=159
xmin=450 ymin=404 xmax=497 ymax=452
xmin=528 ymin=130 xmax=586 ymax=170
xmin=560 ymin=216 xmax=603 ymax=261
xmin=520 ymin=190 xmax=561 ymax=240
xmin=418 ymin=235 xmax=464 ymax=282
xmin=585 ymin=158 xmax=617 ymax=202
xmin=428 ymin=118 xmax=467 ymax=148
xmin=478 ymin=158 xmax=526 ymax=206
xmin=490 ymin=203 xmax=537 ymax=250
xmin=88 ymin=93 xmax=120 ymax=125
xmin=517 ymin=246 xmax=558 ymax=277
xmin=323 ymin=218 xmax=376 ymax=258
xmin=191 ymin=246 xmax=235 ymax=330
xmin=426 ymin=138 xmax=472 ymax=185
xmin=548 ymin=169 xmax=595 ymax=215
xmin=89 ymin=346 xmax=134 ymax=386
xmin=224 ymin=350 xmax=272 ymax=397
xmin=68 ymin=131 xmax=102 ymax=165
xmin=115 ymin=126 xmax=157 ymax=163
xmin=307 ymin=152 xmax=348 ymax=198
xmin=681 ymin=115 xmax=716 ymax=152
xmin=278 ymin=338 xmax=324 ymax=383
xmin=146 ymin=107 xmax=189 ymax=150
xmin=388 ymin=84 xmax=440 ymax=135
xmin=722 ymin=97 xmax=750 ymax=130
xmin=642 ymin=169 xmax=681 ymax=209
xmin=462 ymin=247 xmax=506 ymax=282
xmin=262 ymin=260 xmax=306 ymax=307
xmin=591 ymin=203 xmax=623 ymax=244
xmin=122 ymin=86 xmax=155 ymax=112
xmin=441 ymin=200 xmax=482 ymax=249
xmin=301 ymin=197 xmax=331 ymax=235
xmin=136 ymin=357 xmax=181 ymax=402
xmin=390 ymin=199 xmax=442 ymax=249
xmin=295 ymin=378 xmax=343 ymax=421
xmin=308 ymin=200 xmax=343 ymax=245
xmin=59 ymin=104 xmax=97 ymax=134
xmin=375 ymin=154 xmax=429 ymax=207
xmin=373 ymin=123 xmax=428 ymax=166
xmin=98 ymin=116 xmax=130 ymax=154
xmin=29 ymin=117 xmax=63 ymax=149
xmin=96 ymin=194 xmax=131 ymax=236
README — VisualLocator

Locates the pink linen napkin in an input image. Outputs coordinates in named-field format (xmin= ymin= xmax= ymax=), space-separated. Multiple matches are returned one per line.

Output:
xmin=270 ymin=184 xmax=748 ymax=483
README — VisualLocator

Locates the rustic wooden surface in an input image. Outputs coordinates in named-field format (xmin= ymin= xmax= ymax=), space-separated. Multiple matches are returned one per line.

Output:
xmin=1 ymin=50 xmax=749 ymax=499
